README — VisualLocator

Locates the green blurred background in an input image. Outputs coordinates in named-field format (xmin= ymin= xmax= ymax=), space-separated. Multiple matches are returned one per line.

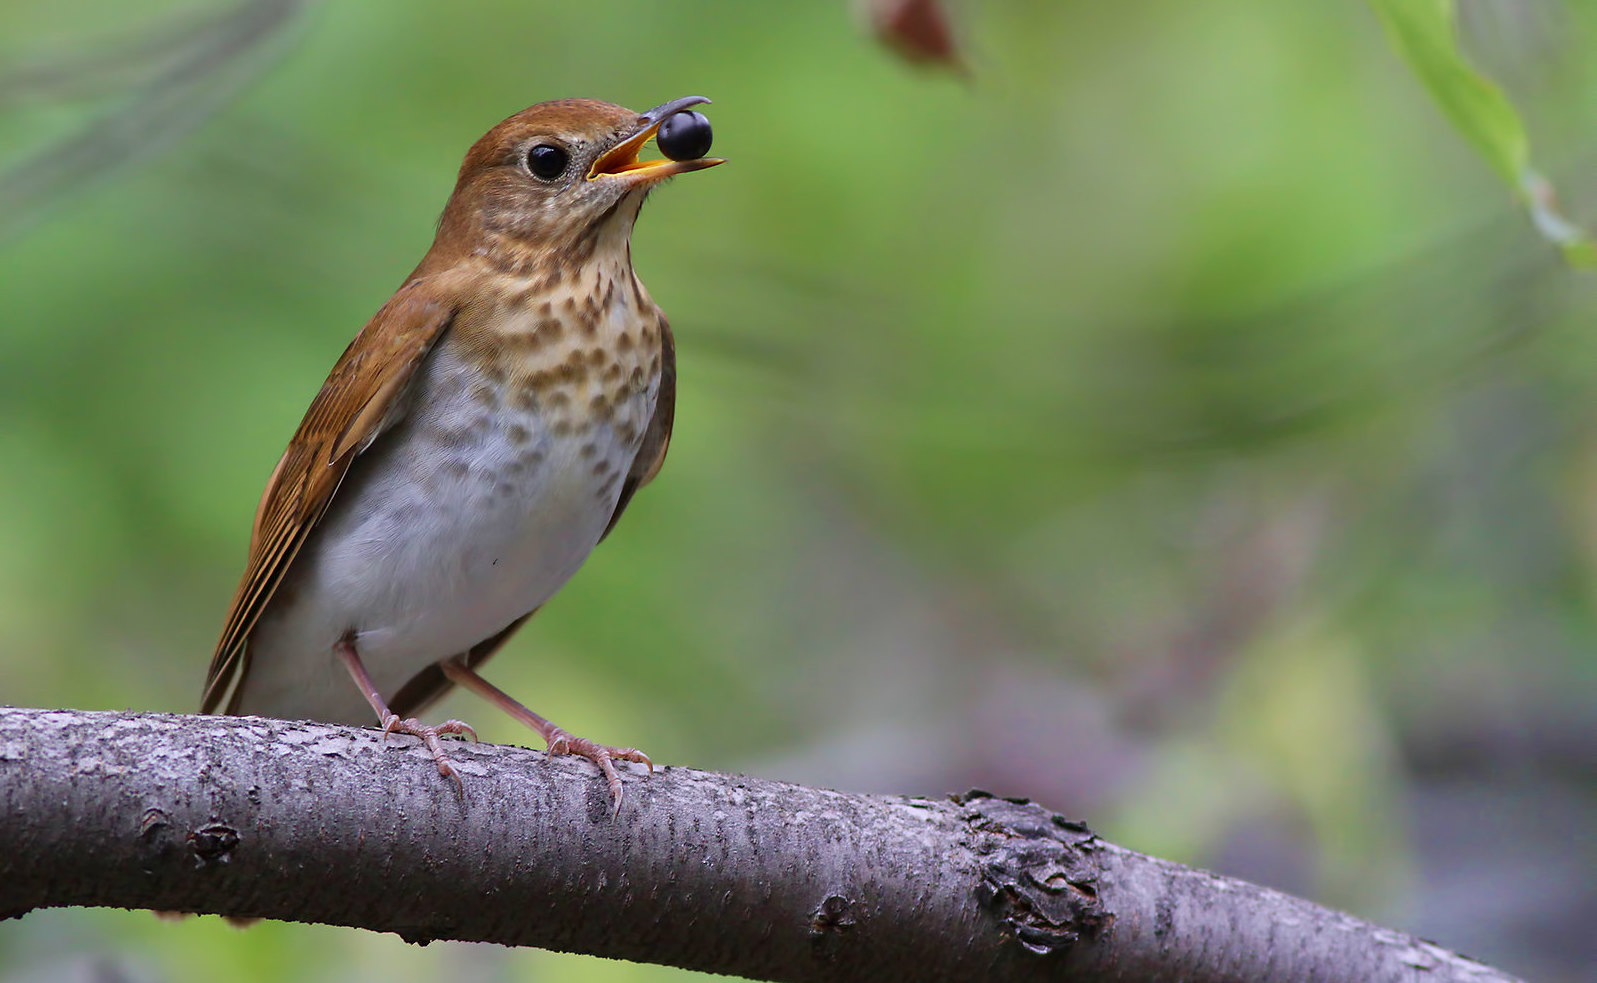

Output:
xmin=2 ymin=1 xmax=1594 ymax=980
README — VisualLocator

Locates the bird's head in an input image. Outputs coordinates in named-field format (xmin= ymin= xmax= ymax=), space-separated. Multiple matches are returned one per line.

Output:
xmin=429 ymin=96 xmax=722 ymax=273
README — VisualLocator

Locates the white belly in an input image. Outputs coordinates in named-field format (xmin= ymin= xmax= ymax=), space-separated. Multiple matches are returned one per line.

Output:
xmin=236 ymin=342 xmax=655 ymax=723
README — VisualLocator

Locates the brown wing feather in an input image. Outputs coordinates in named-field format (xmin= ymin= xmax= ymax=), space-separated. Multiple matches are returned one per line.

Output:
xmin=384 ymin=314 xmax=676 ymax=715
xmin=201 ymin=285 xmax=458 ymax=713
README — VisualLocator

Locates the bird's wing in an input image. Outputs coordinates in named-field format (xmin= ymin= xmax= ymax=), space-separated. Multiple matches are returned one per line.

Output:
xmin=602 ymin=313 xmax=676 ymax=540
xmin=385 ymin=316 xmax=675 ymax=716
xmin=202 ymin=285 xmax=458 ymax=714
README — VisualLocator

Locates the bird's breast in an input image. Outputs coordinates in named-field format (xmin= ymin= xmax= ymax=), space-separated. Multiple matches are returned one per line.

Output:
xmin=471 ymin=267 xmax=665 ymax=451
xmin=348 ymin=273 xmax=664 ymax=639
xmin=239 ymin=270 xmax=663 ymax=719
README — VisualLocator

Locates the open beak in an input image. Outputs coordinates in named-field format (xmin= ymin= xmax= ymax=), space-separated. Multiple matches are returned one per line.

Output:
xmin=588 ymin=95 xmax=725 ymax=184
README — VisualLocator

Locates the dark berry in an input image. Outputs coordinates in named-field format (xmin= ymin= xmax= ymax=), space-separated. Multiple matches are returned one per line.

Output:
xmin=657 ymin=111 xmax=713 ymax=162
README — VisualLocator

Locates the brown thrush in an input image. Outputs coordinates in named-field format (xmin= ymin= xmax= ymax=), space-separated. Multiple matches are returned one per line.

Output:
xmin=201 ymin=97 xmax=723 ymax=809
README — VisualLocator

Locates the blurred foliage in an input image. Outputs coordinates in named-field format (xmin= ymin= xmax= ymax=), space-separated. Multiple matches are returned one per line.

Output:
xmin=1 ymin=1 xmax=1594 ymax=981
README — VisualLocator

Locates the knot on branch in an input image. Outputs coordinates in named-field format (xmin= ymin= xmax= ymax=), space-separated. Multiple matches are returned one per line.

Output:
xmin=958 ymin=790 xmax=1110 ymax=956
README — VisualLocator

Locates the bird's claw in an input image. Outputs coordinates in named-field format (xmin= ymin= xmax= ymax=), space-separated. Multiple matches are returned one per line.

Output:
xmin=544 ymin=727 xmax=652 ymax=814
xmin=379 ymin=714 xmax=476 ymax=794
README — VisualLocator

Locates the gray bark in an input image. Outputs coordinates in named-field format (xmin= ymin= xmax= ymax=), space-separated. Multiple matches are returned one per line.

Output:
xmin=0 ymin=707 xmax=1518 ymax=982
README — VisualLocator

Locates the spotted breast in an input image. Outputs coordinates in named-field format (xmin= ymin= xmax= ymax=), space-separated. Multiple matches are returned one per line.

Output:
xmin=234 ymin=252 xmax=665 ymax=724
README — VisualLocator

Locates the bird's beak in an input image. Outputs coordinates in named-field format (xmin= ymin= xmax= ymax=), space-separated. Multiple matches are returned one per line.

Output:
xmin=588 ymin=95 xmax=725 ymax=184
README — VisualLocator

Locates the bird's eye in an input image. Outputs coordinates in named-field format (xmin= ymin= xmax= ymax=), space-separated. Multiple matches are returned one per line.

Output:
xmin=526 ymin=144 xmax=569 ymax=180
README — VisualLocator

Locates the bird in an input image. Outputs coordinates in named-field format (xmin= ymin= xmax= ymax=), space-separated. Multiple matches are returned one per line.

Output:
xmin=201 ymin=96 xmax=723 ymax=809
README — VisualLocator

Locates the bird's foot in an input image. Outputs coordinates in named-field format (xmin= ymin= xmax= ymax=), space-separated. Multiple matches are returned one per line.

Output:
xmin=545 ymin=727 xmax=653 ymax=814
xmin=438 ymin=656 xmax=654 ymax=814
xmin=380 ymin=714 xmax=477 ymax=790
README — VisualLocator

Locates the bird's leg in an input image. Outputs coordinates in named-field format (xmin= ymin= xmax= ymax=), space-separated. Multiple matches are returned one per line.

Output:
xmin=335 ymin=638 xmax=477 ymax=790
xmin=440 ymin=656 xmax=651 ymax=812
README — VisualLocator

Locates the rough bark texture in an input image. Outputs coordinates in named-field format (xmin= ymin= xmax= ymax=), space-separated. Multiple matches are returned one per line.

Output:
xmin=0 ymin=707 xmax=1518 ymax=982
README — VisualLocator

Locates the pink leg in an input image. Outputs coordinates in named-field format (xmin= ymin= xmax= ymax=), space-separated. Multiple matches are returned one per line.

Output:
xmin=336 ymin=639 xmax=476 ymax=791
xmin=439 ymin=656 xmax=651 ymax=813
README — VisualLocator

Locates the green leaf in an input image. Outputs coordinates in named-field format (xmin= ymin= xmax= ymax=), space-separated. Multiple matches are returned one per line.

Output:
xmin=1368 ymin=0 xmax=1596 ymax=268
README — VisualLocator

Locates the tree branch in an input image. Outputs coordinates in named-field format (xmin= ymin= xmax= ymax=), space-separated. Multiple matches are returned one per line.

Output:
xmin=0 ymin=707 xmax=1518 ymax=982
